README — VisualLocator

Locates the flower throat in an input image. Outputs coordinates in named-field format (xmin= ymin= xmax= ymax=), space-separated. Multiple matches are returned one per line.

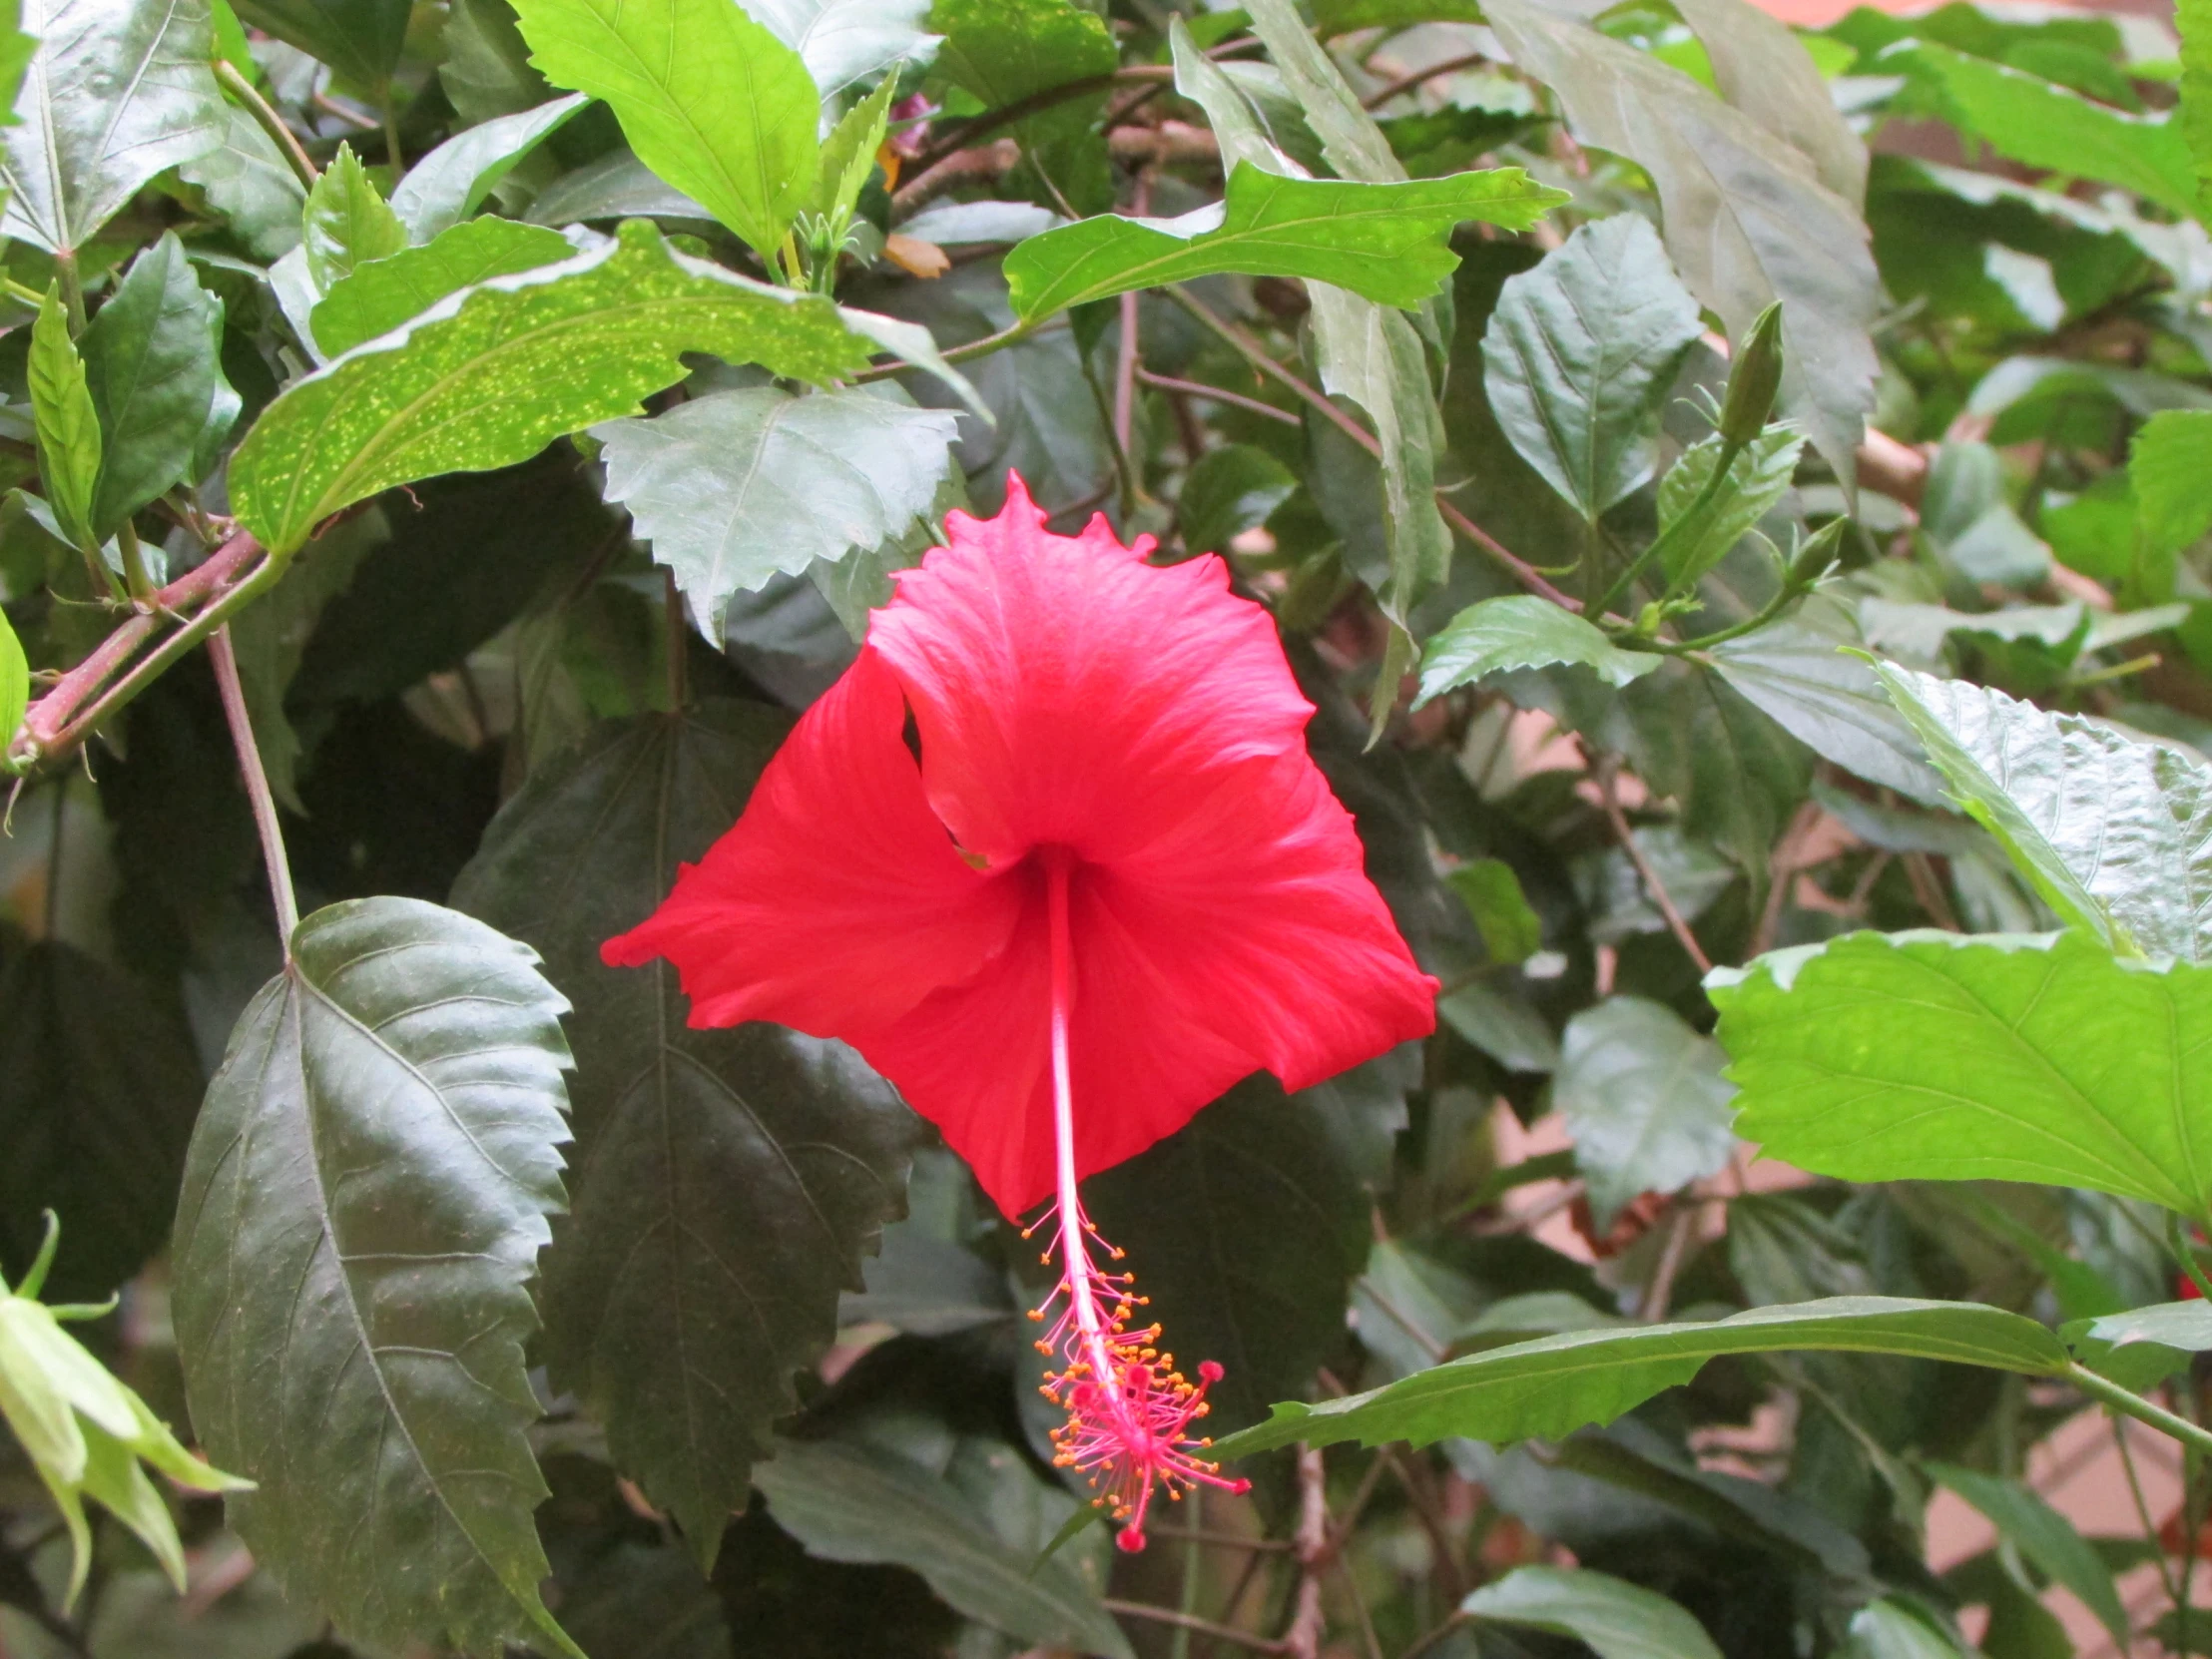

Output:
xmin=1026 ymin=849 xmax=1252 ymax=1551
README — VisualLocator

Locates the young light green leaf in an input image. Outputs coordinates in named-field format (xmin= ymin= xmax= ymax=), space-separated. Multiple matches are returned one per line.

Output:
xmin=451 ymin=706 xmax=921 ymax=1570
xmin=2183 ymin=0 xmax=2212 ymax=218
xmin=814 ymin=74 xmax=896 ymax=231
xmin=511 ymin=0 xmax=820 ymax=262
xmin=0 ymin=604 xmax=24 ymax=759
xmin=28 ymin=285 xmax=100 ymax=553
xmin=232 ymin=0 xmax=410 ymax=91
xmin=388 ymin=91 xmax=592 ymax=242
xmin=172 ymin=896 xmax=585 ymax=1659
xmin=2132 ymin=409 xmax=2212 ymax=557
xmin=229 ymin=222 xmax=899 ymax=556
xmin=596 ymin=384 xmax=958 ymax=636
xmin=1925 ymin=1462 xmax=2128 ymax=1646
xmin=1555 ymin=997 xmax=1737 ymax=1231
xmin=1415 ymin=596 xmax=1661 ymax=706
xmin=1709 ymin=930 xmax=2212 ymax=1215
xmin=1874 ymin=661 xmax=2212 ymax=960
xmin=1482 ymin=215 xmax=1704 ymax=522
xmin=1446 ymin=859 xmax=1542 ymax=965
xmin=3 ymin=0 xmax=226 ymax=255
xmin=302 ymin=144 xmax=408 ymax=292
xmin=1244 ymin=0 xmax=1402 ymax=184
xmin=1460 ymin=1566 xmax=1723 ymax=1659
xmin=1004 ymin=163 xmax=1563 ymax=320
xmin=1482 ymin=0 xmax=1880 ymax=492
xmin=1657 ymin=425 xmax=1805 ymax=589
xmin=80 ymin=234 xmax=233 ymax=537
xmin=309 ymin=216 xmax=576 ymax=356
xmin=1214 ymin=1295 xmax=2067 ymax=1456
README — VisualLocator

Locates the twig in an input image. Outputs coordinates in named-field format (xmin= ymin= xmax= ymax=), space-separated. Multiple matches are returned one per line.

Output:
xmin=2067 ymin=1363 xmax=2212 ymax=1462
xmin=2114 ymin=1412 xmax=2186 ymax=1611
xmin=1641 ymin=1206 xmax=1696 ymax=1324
xmin=1901 ymin=850 xmax=1962 ymax=932
xmin=1104 ymin=1599 xmax=1289 ymax=1655
xmin=1398 ymin=1613 xmax=1470 ymax=1659
xmin=1591 ymin=752 xmax=1713 ymax=973
xmin=209 ymin=625 xmax=299 ymax=946
xmin=1436 ymin=499 xmax=1578 ymax=612
xmin=1361 ymin=49 xmax=1490 ymax=109
xmin=1283 ymin=1446 xmax=1329 ymax=1659
xmin=1138 ymin=368 xmax=1300 ymax=428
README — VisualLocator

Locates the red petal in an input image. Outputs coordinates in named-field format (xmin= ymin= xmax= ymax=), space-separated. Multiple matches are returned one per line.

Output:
xmin=601 ymin=650 xmax=1023 ymax=1035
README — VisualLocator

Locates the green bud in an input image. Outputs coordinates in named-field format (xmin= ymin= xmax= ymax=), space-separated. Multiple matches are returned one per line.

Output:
xmin=1787 ymin=517 xmax=1848 ymax=590
xmin=1718 ymin=301 xmax=1786 ymax=448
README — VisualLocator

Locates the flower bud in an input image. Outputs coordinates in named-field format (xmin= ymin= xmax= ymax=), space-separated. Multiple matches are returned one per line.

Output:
xmin=1787 ymin=517 xmax=1848 ymax=590
xmin=1719 ymin=302 xmax=1785 ymax=448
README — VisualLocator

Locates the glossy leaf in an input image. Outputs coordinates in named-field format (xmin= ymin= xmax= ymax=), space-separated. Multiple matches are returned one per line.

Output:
xmin=228 ymin=222 xmax=895 ymax=556
xmin=512 ymin=0 xmax=819 ymax=261
xmin=752 ymin=0 xmax=939 ymax=96
xmin=172 ymin=897 xmax=583 ymax=1658
xmin=180 ymin=102 xmax=306 ymax=260
xmin=389 ymin=91 xmax=592 ymax=242
xmin=309 ymin=216 xmax=577 ymax=357
xmin=1926 ymin=1461 xmax=2127 ymax=1645
xmin=443 ymin=0 xmax=552 ymax=124
xmin=1710 ymin=929 xmax=2212 ymax=1216
xmin=28 ymin=284 xmax=99 ymax=551
xmin=232 ymin=0 xmax=410 ymax=90
xmin=2131 ymin=408 xmax=2212 ymax=557
xmin=80 ymin=234 xmax=232 ymax=537
xmin=302 ymin=145 xmax=408 ymax=293
xmin=1482 ymin=0 xmax=1880 ymax=490
xmin=3 ymin=0 xmax=226 ymax=255
xmin=1415 ymin=596 xmax=1661 ymax=706
xmin=595 ymin=384 xmax=958 ymax=635
xmin=1554 ymin=997 xmax=1736 ymax=1230
xmin=450 ymin=705 xmax=920 ymax=1569
xmin=1004 ymin=163 xmax=1565 ymax=320
xmin=1656 ymin=425 xmax=1804 ymax=589
xmin=1874 ymin=661 xmax=2212 ymax=961
xmin=528 ymin=146 xmax=712 ymax=224
xmin=1460 ymin=1566 xmax=1723 ymax=1659
xmin=1214 ymin=1296 xmax=2066 ymax=1456
xmin=1481 ymin=215 xmax=1704 ymax=521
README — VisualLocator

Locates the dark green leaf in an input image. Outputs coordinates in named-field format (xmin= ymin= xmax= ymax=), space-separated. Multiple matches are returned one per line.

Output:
xmin=309 ymin=217 xmax=577 ymax=357
xmin=232 ymin=0 xmax=410 ymax=90
xmin=1177 ymin=443 xmax=1294 ymax=558
xmin=1672 ymin=0 xmax=1867 ymax=203
xmin=512 ymin=0 xmax=819 ymax=261
xmin=301 ymin=145 xmax=408 ymax=293
xmin=2064 ymin=1299 xmax=2212 ymax=1391
xmin=560 ymin=1542 xmax=731 ymax=1659
xmin=1213 ymin=1296 xmax=2067 ymax=1456
xmin=931 ymin=0 xmax=1115 ymax=208
xmin=388 ymin=92 xmax=592 ymax=242
xmin=1416 ymin=596 xmax=1661 ymax=706
xmin=443 ymin=0 xmax=552 ymax=125
xmin=450 ymin=705 xmax=920 ymax=1569
xmin=1459 ymin=1565 xmax=1723 ymax=1659
xmin=1003 ymin=163 xmax=1565 ymax=320
xmin=1481 ymin=215 xmax=1704 ymax=522
xmin=1925 ymin=1461 xmax=2128 ymax=1646
xmin=1085 ymin=1075 xmax=1369 ymax=1434
xmin=2132 ymin=409 xmax=2212 ymax=558
xmin=1554 ymin=996 xmax=1736 ymax=1230
xmin=2 ymin=0 xmax=226 ymax=255
xmin=527 ymin=147 xmax=712 ymax=224
xmin=172 ymin=896 xmax=583 ymax=1658
xmin=1874 ymin=661 xmax=2212 ymax=961
xmin=594 ymin=384 xmax=958 ymax=635
xmin=80 ymin=234 xmax=233 ymax=537
xmin=1481 ymin=0 xmax=1880 ymax=489
xmin=752 ymin=1437 xmax=1132 ymax=1659
xmin=1444 ymin=859 xmax=1541 ymax=965
xmin=1710 ymin=930 xmax=2212 ymax=1214
xmin=228 ymin=222 xmax=915 ymax=556
xmin=27 ymin=284 xmax=99 ymax=552
xmin=180 ymin=102 xmax=307 ymax=261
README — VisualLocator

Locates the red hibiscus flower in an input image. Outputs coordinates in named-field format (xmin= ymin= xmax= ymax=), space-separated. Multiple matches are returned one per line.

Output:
xmin=605 ymin=474 xmax=1437 ymax=1546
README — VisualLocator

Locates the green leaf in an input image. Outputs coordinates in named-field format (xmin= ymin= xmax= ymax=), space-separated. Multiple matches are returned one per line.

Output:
xmin=512 ymin=0 xmax=819 ymax=262
xmin=173 ymin=896 xmax=582 ymax=1659
xmin=310 ymin=216 xmax=577 ymax=357
xmin=1656 ymin=425 xmax=1805 ymax=589
xmin=2 ymin=0 xmax=226 ymax=255
xmin=1925 ymin=1461 xmax=2128 ymax=1646
xmin=228 ymin=221 xmax=898 ymax=557
xmin=450 ymin=706 xmax=921 ymax=1570
xmin=1555 ymin=997 xmax=1736 ymax=1231
xmin=812 ymin=72 xmax=895 ymax=235
xmin=1003 ymin=162 xmax=1564 ymax=320
xmin=560 ymin=1541 xmax=731 ymax=1659
xmin=231 ymin=0 xmax=410 ymax=91
xmin=1415 ymin=596 xmax=1661 ymax=705
xmin=1481 ymin=215 xmax=1704 ymax=522
xmin=302 ymin=144 xmax=409 ymax=292
xmin=2131 ymin=409 xmax=2212 ymax=558
xmin=2183 ymin=0 xmax=2212 ymax=219
xmin=79 ymin=234 xmax=233 ymax=537
xmin=1216 ymin=1295 xmax=2066 ymax=1456
xmin=1085 ymin=1075 xmax=1370 ymax=1434
xmin=1482 ymin=0 xmax=1880 ymax=491
xmin=1873 ymin=660 xmax=2212 ymax=961
xmin=389 ymin=91 xmax=592 ymax=242
xmin=180 ymin=101 xmax=307 ymax=260
xmin=443 ymin=0 xmax=553 ymax=125
xmin=596 ymin=384 xmax=958 ymax=636
xmin=1843 ymin=1599 xmax=1973 ymax=1659
xmin=28 ymin=284 xmax=99 ymax=552
xmin=1459 ymin=1566 xmax=1723 ymax=1659
xmin=1710 ymin=929 xmax=2212 ymax=1215
xmin=2063 ymin=1299 xmax=2212 ymax=1388
xmin=1444 ymin=858 xmax=1541 ymax=965
xmin=0 ymin=602 xmax=22 ymax=757
xmin=750 ymin=0 xmax=939 ymax=97
xmin=1178 ymin=443 xmax=1295 ymax=558
xmin=752 ymin=1437 xmax=1133 ymax=1659
xmin=930 ymin=0 xmax=1115 ymax=205
xmin=1672 ymin=0 xmax=1867 ymax=204
xmin=1898 ymin=43 xmax=2199 ymax=220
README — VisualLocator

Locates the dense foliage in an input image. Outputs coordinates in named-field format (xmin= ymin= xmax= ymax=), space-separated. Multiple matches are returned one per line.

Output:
xmin=4 ymin=0 xmax=2212 ymax=1655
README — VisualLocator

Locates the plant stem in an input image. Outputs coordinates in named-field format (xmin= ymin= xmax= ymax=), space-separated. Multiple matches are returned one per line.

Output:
xmin=52 ymin=249 xmax=86 ymax=333
xmin=208 ymin=624 xmax=299 ymax=948
xmin=1103 ymin=1599 xmax=1289 ymax=1655
xmin=1137 ymin=367 xmax=1301 ymax=428
xmin=2066 ymin=1361 xmax=2212 ymax=1462
xmin=1361 ymin=49 xmax=1490 ymax=110
xmin=216 ymin=59 xmax=319 ymax=191
xmin=850 ymin=316 xmax=1046 ymax=384
xmin=1592 ymin=750 xmax=1713 ymax=972
xmin=663 ymin=567 xmax=690 ymax=710
xmin=116 ymin=520 xmax=155 ymax=606
xmin=1584 ymin=436 xmax=1745 ymax=622
xmin=1398 ymin=1614 xmax=1470 ymax=1659
xmin=380 ymin=93 xmax=405 ymax=183
xmin=2172 ymin=1213 xmax=2212 ymax=1304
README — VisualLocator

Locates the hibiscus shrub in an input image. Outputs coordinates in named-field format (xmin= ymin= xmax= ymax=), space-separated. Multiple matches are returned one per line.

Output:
xmin=7 ymin=0 xmax=2212 ymax=1655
